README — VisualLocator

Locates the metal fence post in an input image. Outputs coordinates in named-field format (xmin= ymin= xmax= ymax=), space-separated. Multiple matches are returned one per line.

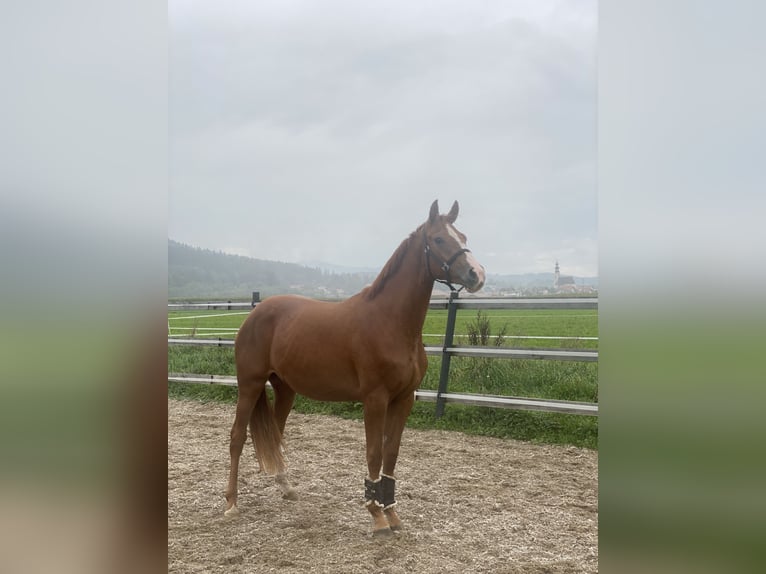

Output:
xmin=435 ymin=289 xmax=460 ymax=418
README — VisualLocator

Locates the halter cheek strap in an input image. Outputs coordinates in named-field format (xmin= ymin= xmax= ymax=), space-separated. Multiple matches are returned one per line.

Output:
xmin=424 ymin=243 xmax=471 ymax=292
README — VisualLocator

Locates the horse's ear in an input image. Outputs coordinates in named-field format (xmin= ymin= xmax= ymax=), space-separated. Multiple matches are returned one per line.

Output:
xmin=429 ymin=200 xmax=440 ymax=223
xmin=446 ymin=200 xmax=459 ymax=223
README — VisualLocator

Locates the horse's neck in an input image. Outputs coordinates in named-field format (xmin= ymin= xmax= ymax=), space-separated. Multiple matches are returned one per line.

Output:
xmin=369 ymin=238 xmax=433 ymax=338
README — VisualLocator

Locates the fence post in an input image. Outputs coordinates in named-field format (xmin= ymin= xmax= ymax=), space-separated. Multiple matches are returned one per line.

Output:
xmin=435 ymin=289 xmax=460 ymax=418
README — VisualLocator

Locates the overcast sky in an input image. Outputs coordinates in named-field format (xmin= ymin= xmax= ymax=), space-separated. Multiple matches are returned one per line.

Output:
xmin=169 ymin=0 xmax=596 ymax=277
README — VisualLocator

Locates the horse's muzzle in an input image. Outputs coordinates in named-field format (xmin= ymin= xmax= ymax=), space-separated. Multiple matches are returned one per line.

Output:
xmin=463 ymin=265 xmax=485 ymax=293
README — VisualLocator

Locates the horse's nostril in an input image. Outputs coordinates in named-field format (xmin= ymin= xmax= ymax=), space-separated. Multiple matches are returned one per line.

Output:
xmin=468 ymin=268 xmax=478 ymax=280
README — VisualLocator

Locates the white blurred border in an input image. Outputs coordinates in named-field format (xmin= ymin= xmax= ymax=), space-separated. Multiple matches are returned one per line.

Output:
xmin=0 ymin=3 xmax=168 ymax=574
xmin=599 ymin=2 xmax=766 ymax=572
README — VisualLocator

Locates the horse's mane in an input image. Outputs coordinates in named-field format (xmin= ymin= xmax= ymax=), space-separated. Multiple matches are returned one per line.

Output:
xmin=363 ymin=224 xmax=425 ymax=301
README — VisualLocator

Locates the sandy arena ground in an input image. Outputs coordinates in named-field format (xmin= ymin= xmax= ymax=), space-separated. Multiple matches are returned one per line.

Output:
xmin=168 ymin=398 xmax=598 ymax=573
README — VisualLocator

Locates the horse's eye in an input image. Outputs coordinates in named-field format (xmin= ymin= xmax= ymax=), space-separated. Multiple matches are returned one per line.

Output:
xmin=434 ymin=237 xmax=444 ymax=245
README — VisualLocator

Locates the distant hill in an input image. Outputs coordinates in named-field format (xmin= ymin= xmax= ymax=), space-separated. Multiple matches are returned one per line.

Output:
xmin=168 ymin=239 xmax=597 ymax=299
xmin=299 ymin=260 xmax=379 ymax=274
xmin=168 ymin=240 xmax=376 ymax=299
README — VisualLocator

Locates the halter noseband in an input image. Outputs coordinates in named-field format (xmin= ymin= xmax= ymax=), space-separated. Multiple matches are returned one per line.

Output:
xmin=424 ymin=242 xmax=471 ymax=293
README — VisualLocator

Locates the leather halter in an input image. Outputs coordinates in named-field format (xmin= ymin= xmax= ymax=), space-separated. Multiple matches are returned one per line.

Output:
xmin=424 ymin=242 xmax=471 ymax=293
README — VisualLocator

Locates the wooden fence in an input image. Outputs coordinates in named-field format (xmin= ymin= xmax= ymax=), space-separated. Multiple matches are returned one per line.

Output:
xmin=168 ymin=294 xmax=598 ymax=416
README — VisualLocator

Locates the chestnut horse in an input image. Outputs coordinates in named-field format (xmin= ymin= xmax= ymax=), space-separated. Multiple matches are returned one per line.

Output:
xmin=224 ymin=200 xmax=485 ymax=536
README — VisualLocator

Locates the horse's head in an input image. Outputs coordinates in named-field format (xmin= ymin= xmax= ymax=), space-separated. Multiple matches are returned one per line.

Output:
xmin=424 ymin=200 xmax=486 ymax=293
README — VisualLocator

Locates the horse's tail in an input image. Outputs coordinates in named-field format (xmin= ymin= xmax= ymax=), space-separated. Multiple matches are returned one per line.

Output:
xmin=249 ymin=388 xmax=286 ymax=475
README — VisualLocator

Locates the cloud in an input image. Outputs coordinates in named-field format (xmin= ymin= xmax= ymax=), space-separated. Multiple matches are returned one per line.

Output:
xmin=170 ymin=0 xmax=597 ymax=275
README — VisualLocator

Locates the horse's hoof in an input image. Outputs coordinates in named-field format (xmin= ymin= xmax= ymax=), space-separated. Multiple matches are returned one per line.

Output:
xmin=281 ymin=489 xmax=299 ymax=501
xmin=224 ymin=505 xmax=240 ymax=518
xmin=389 ymin=523 xmax=402 ymax=532
xmin=372 ymin=527 xmax=393 ymax=538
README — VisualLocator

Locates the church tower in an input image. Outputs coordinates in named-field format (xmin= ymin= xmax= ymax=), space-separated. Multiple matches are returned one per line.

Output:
xmin=553 ymin=261 xmax=576 ymax=292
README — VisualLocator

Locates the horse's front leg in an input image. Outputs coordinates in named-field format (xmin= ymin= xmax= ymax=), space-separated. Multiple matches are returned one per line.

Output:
xmin=362 ymin=396 xmax=390 ymax=536
xmin=380 ymin=391 xmax=415 ymax=531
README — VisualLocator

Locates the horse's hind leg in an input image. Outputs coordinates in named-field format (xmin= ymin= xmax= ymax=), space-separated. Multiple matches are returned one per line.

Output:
xmin=224 ymin=378 xmax=264 ymax=516
xmin=270 ymin=374 xmax=296 ymax=435
xmin=268 ymin=374 xmax=298 ymax=500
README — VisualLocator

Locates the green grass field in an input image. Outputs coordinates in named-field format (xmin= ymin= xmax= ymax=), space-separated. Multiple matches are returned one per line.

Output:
xmin=169 ymin=307 xmax=598 ymax=347
xmin=168 ymin=305 xmax=598 ymax=448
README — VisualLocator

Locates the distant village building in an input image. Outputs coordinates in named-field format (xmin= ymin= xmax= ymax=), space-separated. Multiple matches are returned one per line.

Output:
xmin=553 ymin=261 xmax=578 ymax=293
